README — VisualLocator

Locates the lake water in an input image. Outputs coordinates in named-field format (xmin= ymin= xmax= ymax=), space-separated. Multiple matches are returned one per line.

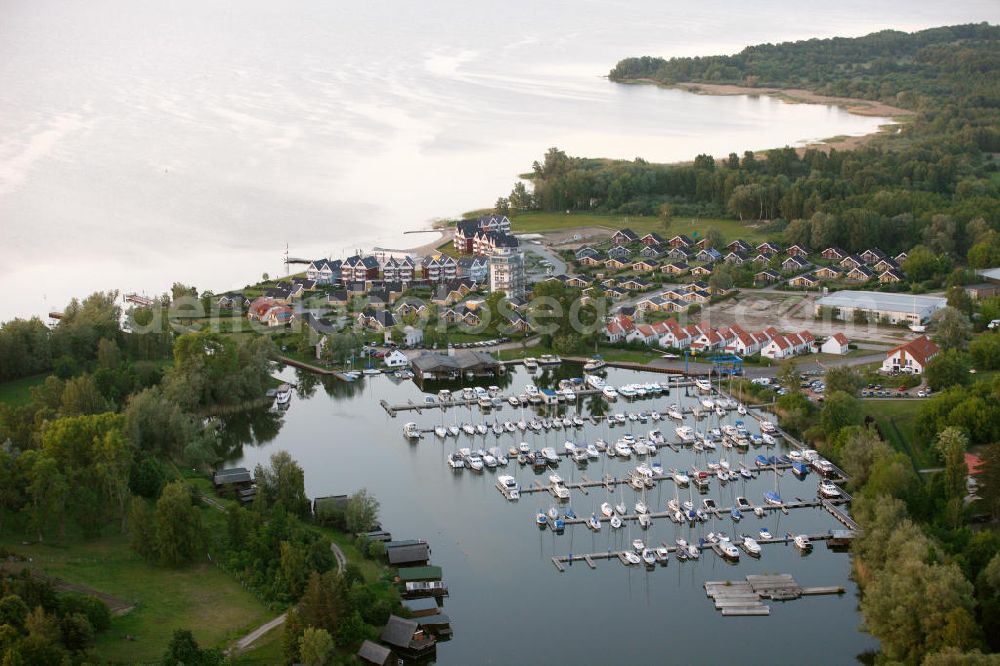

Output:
xmin=228 ymin=364 xmax=877 ymax=664
xmin=2 ymin=0 xmax=997 ymax=319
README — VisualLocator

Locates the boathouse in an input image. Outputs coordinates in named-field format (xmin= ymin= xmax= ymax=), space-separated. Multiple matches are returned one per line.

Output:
xmin=380 ymin=615 xmax=436 ymax=658
xmin=386 ymin=542 xmax=431 ymax=567
xmin=357 ymin=640 xmax=394 ymax=666
xmin=410 ymin=349 xmax=500 ymax=383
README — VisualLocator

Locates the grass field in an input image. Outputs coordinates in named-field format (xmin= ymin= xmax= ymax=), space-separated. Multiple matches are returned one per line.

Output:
xmin=0 ymin=523 xmax=271 ymax=664
xmin=860 ymin=399 xmax=929 ymax=468
xmin=509 ymin=212 xmax=774 ymax=244
xmin=0 ymin=373 xmax=47 ymax=406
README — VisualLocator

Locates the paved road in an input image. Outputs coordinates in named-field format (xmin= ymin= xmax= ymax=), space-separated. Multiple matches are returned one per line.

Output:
xmin=645 ymin=351 xmax=886 ymax=377
xmin=521 ymin=241 xmax=567 ymax=277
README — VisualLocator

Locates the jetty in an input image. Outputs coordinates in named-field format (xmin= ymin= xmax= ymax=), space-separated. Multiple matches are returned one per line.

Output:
xmin=704 ymin=574 xmax=845 ymax=616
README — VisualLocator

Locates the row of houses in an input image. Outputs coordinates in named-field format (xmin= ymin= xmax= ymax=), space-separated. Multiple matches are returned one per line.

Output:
xmin=606 ymin=314 xmax=817 ymax=359
xmin=454 ymin=216 xmax=517 ymax=256
xmin=634 ymin=282 xmax=713 ymax=313
xmin=246 ymin=297 xmax=294 ymax=326
xmin=307 ymin=254 xmax=490 ymax=285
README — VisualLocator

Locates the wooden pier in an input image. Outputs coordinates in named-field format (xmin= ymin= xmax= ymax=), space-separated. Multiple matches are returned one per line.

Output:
xmin=704 ymin=574 xmax=844 ymax=616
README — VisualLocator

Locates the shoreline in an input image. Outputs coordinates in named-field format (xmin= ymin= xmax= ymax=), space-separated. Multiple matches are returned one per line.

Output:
xmin=620 ymin=78 xmax=913 ymax=154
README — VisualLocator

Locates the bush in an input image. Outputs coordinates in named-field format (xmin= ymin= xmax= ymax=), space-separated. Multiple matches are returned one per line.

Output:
xmin=58 ymin=593 xmax=111 ymax=633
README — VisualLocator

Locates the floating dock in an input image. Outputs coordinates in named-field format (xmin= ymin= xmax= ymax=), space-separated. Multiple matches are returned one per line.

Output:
xmin=704 ymin=574 xmax=844 ymax=616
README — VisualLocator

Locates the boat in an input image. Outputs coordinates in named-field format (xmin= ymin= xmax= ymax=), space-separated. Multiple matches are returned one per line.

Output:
xmin=437 ymin=389 xmax=452 ymax=402
xmin=564 ymin=508 xmax=577 ymax=520
xmin=715 ymin=406 xmax=726 ymax=417
xmin=600 ymin=502 xmax=614 ymax=518
xmin=792 ymin=462 xmax=809 ymax=477
xmin=602 ymin=386 xmax=619 ymax=400
xmin=614 ymin=501 xmax=626 ymax=515
xmin=672 ymin=470 xmax=690 ymax=486
xmin=695 ymin=378 xmax=712 ymax=392
xmin=635 ymin=500 xmax=648 ymax=514
xmin=552 ymin=485 xmax=571 ymax=500
xmin=447 ymin=453 xmax=465 ymax=469
xmin=483 ymin=453 xmax=497 ymax=468
xmin=642 ymin=548 xmax=657 ymax=566
xmin=523 ymin=358 xmax=538 ymax=371
xmin=507 ymin=396 xmax=520 ymax=407
xmin=614 ymin=441 xmax=632 ymax=457
xmin=675 ymin=426 xmax=695 ymax=443
xmin=614 ymin=413 xmax=626 ymax=424
xmin=648 ymin=430 xmax=665 ymax=445
xmin=651 ymin=462 xmax=664 ymax=476
xmin=718 ymin=540 xmax=740 ymax=560
xmin=476 ymin=424 xmax=488 ymax=435
xmin=741 ymin=536 xmax=762 ymax=557
xmin=610 ymin=514 xmax=622 ymax=529
xmin=755 ymin=455 xmax=769 ymax=467
xmin=623 ymin=551 xmax=641 ymax=566
xmin=687 ymin=544 xmax=701 ymax=559
xmin=701 ymin=397 xmax=715 ymax=409
xmin=462 ymin=423 xmax=476 ymax=436
xmin=546 ymin=506 xmax=559 ymax=521
xmin=491 ymin=422 xmax=504 ymax=436
xmin=402 ymin=422 xmax=421 ymax=440
xmin=735 ymin=497 xmax=751 ymax=511
xmin=572 ymin=416 xmax=584 ymax=427
xmin=496 ymin=475 xmax=519 ymax=500
xmin=793 ymin=534 xmax=812 ymax=551
xmin=518 ymin=442 xmax=531 ymax=454
xmin=730 ymin=508 xmax=742 ymax=522
xmin=447 ymin=425 xmax=459 ymax=437
xmin=586 ymin=444 xmax=600 ymax=459
xmin=588 ymin=514 xmax=601 ymax=531
xmin=583 ymin=357 xmax=606 ymax=372
xmin=536 ymin=511 xmax=547 ymax=527
xmin=764 ymin=490 xmax=783 ymax=506
xmin=667 ymin=498 xmax=680 ymax=513
xmin=638 ymin=512 xmax=651 ymax=528
xmin=753 ymin=506 xmax=765 ymax=518
xmin=548 ymin=472 xmax=564 ymax=486
xmin=434 ymin=425 xmax=447 ymax=439
xmin=655 ymin=546 xmax=670 ymax=563
xmin=819 ymin=479 xmax=841 ymax=498
xmin=702 ymin=498 xmax=717 ymax=511
xmin=737 ymin=403 xmax=748 ymax=415
xmin=541 ymin=447 xmax=559 ymax=463
xmin=538 ymin=354 xmax=562 ymax=366
xmin=759 ymin=420 xmax=777 ymax=434
xmin=467 ymin=454 xmax=484 ymax=471
xmin=517 ymin=420 xmax=528 ymax=431
xmin=759 ymin=528 xmax=772 ymax=540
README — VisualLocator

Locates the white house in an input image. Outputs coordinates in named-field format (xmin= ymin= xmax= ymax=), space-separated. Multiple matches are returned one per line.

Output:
xmin=657 ymin=319 xmax=691 ymax=349
xmin=383 ymin=349 xmax=411 ymax=368
xmin=821 ymin=333 xmax=850 ymax=355
xmin=881 ymin=335 xmax=940 ymax=374
xmin=761 ymin=334 xmax=794 ymax=359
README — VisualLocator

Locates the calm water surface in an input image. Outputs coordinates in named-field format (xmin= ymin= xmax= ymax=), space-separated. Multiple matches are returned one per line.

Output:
xmin=228 ymin=365 xmax=877 ymax=664
xmin=2 ymin=0 xmax=998 ymax=318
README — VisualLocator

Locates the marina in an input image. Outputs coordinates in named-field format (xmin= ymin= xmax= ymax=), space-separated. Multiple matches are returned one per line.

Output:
xmin=232 ymin=362 xmax=876 ymax=663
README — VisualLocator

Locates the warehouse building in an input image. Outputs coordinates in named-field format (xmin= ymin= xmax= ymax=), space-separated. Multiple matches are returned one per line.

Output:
xmin=814 ymin=290 xmax=946 ymax=325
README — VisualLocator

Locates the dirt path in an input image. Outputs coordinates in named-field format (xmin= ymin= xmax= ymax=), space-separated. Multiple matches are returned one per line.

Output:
xmin=229 ymin=541 xmax=346 ymax=655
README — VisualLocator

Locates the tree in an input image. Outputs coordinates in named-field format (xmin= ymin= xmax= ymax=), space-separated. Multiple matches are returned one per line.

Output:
xmin=124 ymin=387 xmax=199 ymax=461
xmin=824 ymin=366 xmax=863 ymax=396
xmin=924 ymin=350 xmax=971 ymax=391
xmin=278 ymin=541 xmax=310 ymax=600
xmin=25 ymin=454 xmax=67 ymax=540
xmin=776 ymin=359 xmax=799 ymax=391
xmin=154 ymin=482 xmax=203 ymax=566
xmin=835 ymin=426 xmax=891 ymax=489
xmin=970 ymin=334 xmax=1000 ymax=371
xmin=819 ymin=391 xmax=862 ymax=437
xmin=282 ymin=607 xmax=304 ymax=664
xmin=658 ymin=203 xmax=673 ymax=235
xmin=255 ymin=451 xmax=309 ymax=516
xmin=161 ymin=629 xmax=224 ymax=666
xmin=936 ymin=427 xmax=969 ymax=501
xmin=0 ymin=596 xmax=29 ymax=632
xmin=930 ymin=307 xmax=972 ymax=351
xmin=946 ymin=286 xmax=974 ymax=316
xmin=345 ymin=489 xmax=380 ymax=534
xmin=129 ymin=496 xmax=158 ymax=562
xmin=976 ymin=443 xmax=1000 ymax=519
xmin=299 ymin=627 xmax=335 ymax=666
xmin=299 ymin=572 xmax=343 ymax=634
xmin=59 ymin=612 xmax=94 ymax=653
xmin=702 ymin=227 xmax=723 ymax=251
xmin=903 ymin=245 xmax=940 ymax=282
xmin=59 ymin=374 xmax=108 ymax=416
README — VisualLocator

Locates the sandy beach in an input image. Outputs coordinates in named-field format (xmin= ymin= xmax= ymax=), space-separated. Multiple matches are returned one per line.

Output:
xmin=374 ymin=229 xmax=451 ymax=256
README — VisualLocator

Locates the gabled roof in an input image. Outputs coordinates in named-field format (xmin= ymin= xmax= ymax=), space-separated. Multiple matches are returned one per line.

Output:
xmin=830 ymin=332 xmax=849 ymax=346
xmin=381 ymin=615 xmax=419 ymax=648
xmin=613 ymin=228 xmax=639 ymax=241
xmin=887 ymin=335 xmax=939 ymax=367
xmin=641 ymin=232 xmax=666 ymax=244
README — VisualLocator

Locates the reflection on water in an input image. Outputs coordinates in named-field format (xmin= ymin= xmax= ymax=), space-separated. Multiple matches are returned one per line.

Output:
xmin=227 ymin=363 xmax=878 ymax=664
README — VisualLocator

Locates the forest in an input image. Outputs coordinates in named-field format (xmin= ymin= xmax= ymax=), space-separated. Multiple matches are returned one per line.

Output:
xmin=496 ymin=24 xmax=1000 ymax=278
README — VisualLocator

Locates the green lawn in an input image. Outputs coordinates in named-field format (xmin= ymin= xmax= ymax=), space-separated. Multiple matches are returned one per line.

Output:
xmin=0 ymin=374 xmax=47 ymax=406
xmin=860 ymin=399 xmax=929 ymax=467
xmin=0 ymin=525 xmax=271 ymax=664
xmin=508 ymin=212 xmax=774 ymax=244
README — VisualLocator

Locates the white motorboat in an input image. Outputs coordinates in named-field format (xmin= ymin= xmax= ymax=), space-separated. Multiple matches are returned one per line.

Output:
xmin=695 ymin=378 xmax=712 ymax=392
xmin=622 ymin=551 xmax=641 ymax=566
xmin=447 ymin=425 xmax=460 ymax=437
xmin=635 ymin=500 xmax=648 ymax=514
xmin=610 ymin=514 xmax=623 ymax=529
xmin=759 ymin=527 xmax=772 ymax=539
xmin=586 ymin=444 xmax=600 ymax=459
xmin=615 ymin=501 xmax=626 ymax=515
xmin=601 ymin=502 xmax=614 ymax=518
xmin=642 ymin=548 xmax=657 ymax=566
xmin=434 ymin=426 xmax=447 ymax=439
xmin=523 ymin=358 xmax=538 ymax=370
xmin=701 ymin=397 xmax=715 ymax=409
xmin=462 ymin=423 xmax=476 ymax=436
xmin=618 ymin=385 xmax=636 ymax=398
xmin=572 ymin=416 xmax=584 ymax=427
xmin=638 ymin=512 xmax=651 ymax=529
xmin=762 ymin=433 xmax=777 ymax=446
xmin=614 ymin=441 xmax=632 ymax=457
xmin=649 ymin=410 xmax=661 ymax=421
xmin=633 ymin=440 xmax=649 ymax=456
xmin=715 ymin=406 xmax=726 ymax=417
xmin=603 ymin=386 xmax=619 ymax=400
xmin=614 ymin=413 xmax=627 ymax=424
xmin=675 ymin=426 xmax=695 ymax=443
xmin=819 ymin=479 xmax=841 ymax=498
xmin=552 ymin=485 xmax=571 ymax=500
xmin=741 ymin=536 xmax=761 ymax=556
xmin=507 ymin=395 xmax=520 ymax=407
xmin=687 ymin=544 xmax=700 ymax=559
xmin=759 ymin=420 xmax=777 ymax=434
xmin=583 ymin=357 xmax=606 ymax=372
xmin=495 ymin=475 xmax=519 ymax=499
xmin=403 ymin=422 xmax=421 ymax=440
xmin=667 ymin=498 xmax=680 ymax=513
xmin=548 ymin=473 xmax=564 ymax=486
xmin=718 ymin=540 xmax=740 ymax=560
xmin=529 ymin=420 xmax=542 ymax=432
xmin=447 ymin=453 xmax=465 ymax=470
xmin=794 ymin=534 xmax=812 ymax=551
xmin=467 ymin=454 xmax=484 ymax=471
xmin=672 ymin=470 xmax=690 ymax=486
xmin=655 ymin=546 xmax=670 ymax=562
xmin=504 ymin=421 xmax=516 ymax=433
xmin=588 ymin=514 xmax=601 ymax=531
xmin=541 ymin=447 xmax=559 ymax=463
xmin=483 ymin=454 xmax=498 ymax=468
xmin=538 ymin=354 xmax=562 ymax=366
xmin=648 ymin=429 xmax=665 ymax=444
xmin=275 ymin=383 xmax=293 ymax=405
xmin=737 ymin=403 xmax=748 ymax=415
xmin=476 ymin=424 xmax=488 ymax=435
xmin=516 ymin=420 xmax=528 ymax=431
xmin=518 ymin=442 xmax=531 ymax=454
xmin=666 ymin=406 xmax=684 ymax=421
